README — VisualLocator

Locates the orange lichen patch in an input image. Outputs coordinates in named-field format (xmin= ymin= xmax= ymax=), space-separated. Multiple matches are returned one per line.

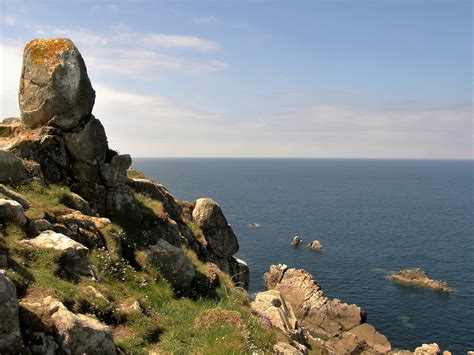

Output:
xmin=194 ymin=308 xmax=243 ymax=329
xmin=25 ymin=38 xmax=74 ymax=67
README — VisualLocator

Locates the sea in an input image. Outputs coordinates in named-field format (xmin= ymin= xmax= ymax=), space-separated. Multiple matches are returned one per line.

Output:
xmin=132 ymin=158 xmax=474 ymax=353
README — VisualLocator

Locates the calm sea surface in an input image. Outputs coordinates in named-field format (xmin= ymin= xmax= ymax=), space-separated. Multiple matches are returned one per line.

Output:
xmin=132 ymin=158 xmax=473 ymax=353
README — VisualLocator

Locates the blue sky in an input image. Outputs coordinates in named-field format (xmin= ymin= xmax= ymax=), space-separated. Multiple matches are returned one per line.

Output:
xmin=1 ymin=0 xmax=472 ymax=158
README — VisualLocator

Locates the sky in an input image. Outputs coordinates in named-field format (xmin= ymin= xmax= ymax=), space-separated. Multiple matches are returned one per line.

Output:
xmin=0 ymin=0 xmax=472 ymax=159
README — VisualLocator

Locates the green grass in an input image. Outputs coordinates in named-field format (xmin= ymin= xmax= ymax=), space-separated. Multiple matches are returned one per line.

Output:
xmin=2 ymin=179 xmax=282 ymax=354
xmin=127 ymin=169 xmax=145 ymax=179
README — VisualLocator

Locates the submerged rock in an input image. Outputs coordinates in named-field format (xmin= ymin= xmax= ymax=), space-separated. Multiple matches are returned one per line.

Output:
xmin=307 ymin=240 xmax=322 ymax=250
xmin=291 ymin=236 xmax=302 ymax=246
xmin=19 ymin=38 xmax=95 ymax=129
xmin=391 ymin=268 xmax=452 ymax=293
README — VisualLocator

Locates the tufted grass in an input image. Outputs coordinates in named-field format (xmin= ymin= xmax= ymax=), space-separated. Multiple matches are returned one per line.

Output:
xmin=2 ymin=180 xmax=282 ymax=354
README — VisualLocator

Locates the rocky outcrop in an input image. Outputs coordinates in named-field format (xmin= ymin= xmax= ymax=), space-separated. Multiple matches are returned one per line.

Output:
xmin=0 ymin=150 xmax=29 ymax=184
xmin=0 ymin=273 xmax=23 ymax=352
xmin=0 ymin=184 xmax=31 ymax=209
xmin=264 ymin=264 xmax=391 ymax=353
xmin=21 ymin=296 xmax=115 ymax=354
xmin=307 ymin=240 xmax=322 ymax=250
xmin=192 ymin=198 xmax=239 ymax=258
xmin=264 ymin=264 xmax=365 ymax=338
xmin=391 ymin=268 xmax=452 ymax=293
xmin=273 ymin=342 xmax=308 ymax=355
xmin=19 ymin=38 xmax=95 ymax=129
xmin=251 ymin=290 xmax=306 ymax=344
xmin=0 ymin=198 xmax=27 ymax=226
xmin=291 ymin=236 xmax=302 ymax=246
xmin=147 ymin=239 xmax=196 ymax=291
xmin=21 ymin=231 xmax=91 ymax=275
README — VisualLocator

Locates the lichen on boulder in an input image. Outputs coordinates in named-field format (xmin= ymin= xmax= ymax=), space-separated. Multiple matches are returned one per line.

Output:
xmin=19 ymin=38 xmax=95 ymax=129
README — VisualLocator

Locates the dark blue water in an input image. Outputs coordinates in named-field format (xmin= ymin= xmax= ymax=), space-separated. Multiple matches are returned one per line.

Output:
xmin=132 ymin=158 xmax=474 ymax=353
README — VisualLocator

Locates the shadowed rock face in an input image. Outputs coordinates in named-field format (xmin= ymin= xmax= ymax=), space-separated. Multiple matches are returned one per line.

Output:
xmin=19 ymin=38 xmax=95 ymax=129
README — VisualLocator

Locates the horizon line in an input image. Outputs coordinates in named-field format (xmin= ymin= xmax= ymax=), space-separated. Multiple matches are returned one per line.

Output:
xmin=131 ymin=156 xmax=474 ymax=161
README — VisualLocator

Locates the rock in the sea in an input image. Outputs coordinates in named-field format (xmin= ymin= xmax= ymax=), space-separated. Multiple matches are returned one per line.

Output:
xmin=0 ymin=273 xmax=23 ymax=352
xmin=264 ymin=264 xmax=365 ymax=338
xmin=251 ymin=290 xmax=306 ymax=344
xmin=391 ymin=268 xmax=452 ymax=293
xmin=414 ymin=343 xmax=441 ymax=354
xmin=292 ymin=236 xmax=302 ymax=246
xmin=0 ymin=198 xmax=27 ymax=226
xmin=307 ymin=240 xmax=322 ymax=250
xmin=192 ymin=198 xmax=239 ymax=258
xmin=21 ymin=231 xmax=91 ymax=275
xmin=147 ymin=239 xmax=196 ymax=291
xmin=0 ymin=149 xmax=29 ymax=184
xmin=64 ymin=117 xmax=108 ymax=163
xmin=19 ymin=38 xmax=95 ymax=129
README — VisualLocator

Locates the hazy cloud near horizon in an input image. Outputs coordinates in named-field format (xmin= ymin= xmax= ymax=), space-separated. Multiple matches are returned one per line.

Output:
xmin=1 ymin=1 xmax=472 ymax=159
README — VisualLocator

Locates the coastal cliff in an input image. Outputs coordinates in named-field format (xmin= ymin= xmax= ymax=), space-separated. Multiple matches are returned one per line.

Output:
xmin=0 ymin=39 xmax=454 ymax=354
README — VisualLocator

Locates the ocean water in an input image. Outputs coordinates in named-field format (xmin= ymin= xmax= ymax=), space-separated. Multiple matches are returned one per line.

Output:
xmin=132 ymin=158 xmax=474 ymax=353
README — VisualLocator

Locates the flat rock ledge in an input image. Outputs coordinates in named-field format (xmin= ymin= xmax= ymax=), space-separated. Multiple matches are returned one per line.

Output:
xmin=390 ymin=268 xmax=453 ymax=293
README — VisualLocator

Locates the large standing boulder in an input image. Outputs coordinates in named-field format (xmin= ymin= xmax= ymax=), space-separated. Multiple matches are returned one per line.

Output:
xmin=192 ymin=198 xmax=238 ymax=258
xmin=0 ymin=150 xmax=29 ymax=184
xmin=264 ymin=265 xmax=365 ymax=338
xmin=147 ymin=239 xmax=196 ymax=291
xmin=21 ymin=231 xmax=91 ymax=275
xmin=19 ymin=38 xmax=95 ymax=129
xmin=64 ymin=117 xmax=108 ymax=163
xmin=0 ymin=273 xmax=23 ymax=352
xmin=251 ymin=290 xmax=305 ymax=344
xmin=0 ymin=198 xmax=27 ymax=226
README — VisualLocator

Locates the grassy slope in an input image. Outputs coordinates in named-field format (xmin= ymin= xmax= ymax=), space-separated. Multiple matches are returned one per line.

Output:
xmin=3 ymin=180 xmax=283 ymax=354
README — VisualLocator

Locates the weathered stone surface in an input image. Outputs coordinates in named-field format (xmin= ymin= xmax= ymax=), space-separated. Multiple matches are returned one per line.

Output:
xmin=19 ymin=38 xmax=95 ymax=129
xmin=0 ymin=184 xmax=30 ymax=209
xmin=251 ymin=290 xmax=305 ymax=343
xmin=192 ymin=198 xmax=238 ymax=258
xmin=0 ymin=273 xmax=23 ymax=352
xmin=59 ymin=191 xmax=95 ymax=216
xmin=71 ymin=183 xmax=106 ymax=215
xmin=71 ymin=162 xmax=100 ymax=183
xmin=307 ymin=240 xmax=322 ymax=250
xmin=55 ymin=211 xmax=107 ymax=249
xmin=9 ymin=134 xmax=68 ymax=183
xmin=414 ymin=343 xmax=441 ymax=355
xmin=264 ymin=264 xmax=365 ymax=338
xmin=0 ymin=149 xmax=29 ymax=184
xmin=147 ymin=239 xmax=196 ymax=291
xmin=391 ymin=268 xmax=452 ymax=293
xmin=106 ymin=185 xmax=142 ymax=223
xmin=127 ymin=178 xmax=182 ymax=220
xmin=29 ymin=218 xmax=52 ymax=234
xmin=65 ymin=117 xmax=108 ymax=163
xmin=22 ymin=296 xmax=115 ymax=354
xmin=205 ymin=253 xmax=249 ymax=290
xmin=0 ymin=198 xmax=27 ymax=226
xmin=100 ymin=154 xmax=131 ymax=187
xmin=273 ymin=342 xmax=308 ymax=355
xmin=348 ymin=323 xmax=391 ymax=353
xmin=21 ymin=231 xmax=91 ymax=275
